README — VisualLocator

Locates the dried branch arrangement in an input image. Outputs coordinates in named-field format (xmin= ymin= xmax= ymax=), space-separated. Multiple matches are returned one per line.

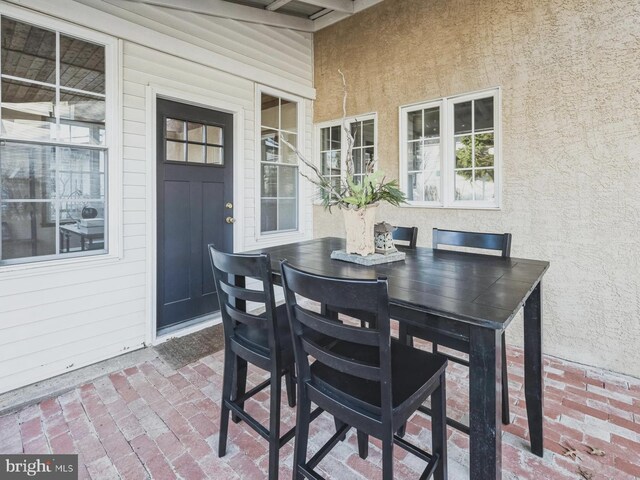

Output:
xmin=280 ymin=70 xmax=405 ymax=211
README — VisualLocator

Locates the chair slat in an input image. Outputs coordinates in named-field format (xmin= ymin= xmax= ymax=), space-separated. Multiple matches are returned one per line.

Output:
xmin=219 ymin=278 xmax=266 ymax=303
xmin=294 ymin=305 xmax=380 ymax=346
xmin=225 ymin=302 xmax=266 ymax=329
xmin=302 ymin=338 xmax=381 ymax=382
xmin=392 ymin=226 xmax=418 ymax=248
xmin=433 ymin=228 xmax=512 ymax=257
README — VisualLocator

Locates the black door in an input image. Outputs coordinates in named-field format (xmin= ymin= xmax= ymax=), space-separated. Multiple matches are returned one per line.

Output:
xmin=156 ymin=99 xmax=234 ymax=332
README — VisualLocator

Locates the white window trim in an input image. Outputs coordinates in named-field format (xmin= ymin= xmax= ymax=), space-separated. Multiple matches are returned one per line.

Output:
xmin=0 ymin=4 xmax=122 ymax=275
xmin=254 ymin=84 xmax=307 ymax=243
xmin=313 ymin=112 xmax=378 ymax=205
xmin=399 ymin=87 xmax=501 ymax=209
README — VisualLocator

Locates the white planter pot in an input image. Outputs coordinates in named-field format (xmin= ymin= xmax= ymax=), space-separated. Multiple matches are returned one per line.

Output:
xmin=342 ymin=204 xmax=378 ymax=256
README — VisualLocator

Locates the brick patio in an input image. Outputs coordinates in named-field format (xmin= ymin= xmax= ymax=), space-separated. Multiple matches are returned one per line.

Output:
xmin=1 ymin=337 xmax=639 ymax=480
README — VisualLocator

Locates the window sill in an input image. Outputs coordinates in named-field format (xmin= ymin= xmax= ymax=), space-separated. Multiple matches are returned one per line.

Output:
xmin=248 ymin=229 xmax=308 ymax=249
xmin=0 ymin=252 xmax=123 ymax=279
xmin=401 ymin=202 xmax=501 ymax=211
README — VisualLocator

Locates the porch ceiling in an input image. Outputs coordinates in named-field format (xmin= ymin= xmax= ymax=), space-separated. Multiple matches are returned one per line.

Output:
xmin=115 ymin=0 xmax=383 ymax=32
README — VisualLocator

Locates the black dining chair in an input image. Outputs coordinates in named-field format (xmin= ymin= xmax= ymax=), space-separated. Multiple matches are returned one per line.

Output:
xmin=281 ymin=261 xmax=448 ymax=480
xmin=208 ymin=246 xmax=298 ymax=480
xmin=398 ymin=228 xmax=513 ymax=426
xmin=392 ymin=225 xmax=418 ymax=248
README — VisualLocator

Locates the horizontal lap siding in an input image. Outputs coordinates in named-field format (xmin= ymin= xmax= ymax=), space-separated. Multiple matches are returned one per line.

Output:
xmin=0 ymin=0 xmax=313 ymax=394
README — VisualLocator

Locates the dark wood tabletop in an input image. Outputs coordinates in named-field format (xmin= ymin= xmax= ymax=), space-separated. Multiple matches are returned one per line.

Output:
xmin=254 ymin=236 xmax=549 ymax=330
xmin=251 ymin=236 xmax=549 ymax=479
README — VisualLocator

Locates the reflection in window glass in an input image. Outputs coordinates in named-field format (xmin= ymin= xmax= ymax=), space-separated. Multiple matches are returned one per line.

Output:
xmin=259 ymin=92 xmax=299 ymax=234
xmin=401 ymin=90 xmax=498 ymax=206
xmin=0 ymin=15 xmax=110 ymax=264
xmin=405 ymin=106 xmax=440 ymax=202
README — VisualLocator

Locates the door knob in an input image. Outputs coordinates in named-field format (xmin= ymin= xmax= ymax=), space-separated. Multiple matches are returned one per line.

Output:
xmin=225 ymin=216 xmax=236 ymax=224
xmin=225 ymin=202 xmax=233 ymax=209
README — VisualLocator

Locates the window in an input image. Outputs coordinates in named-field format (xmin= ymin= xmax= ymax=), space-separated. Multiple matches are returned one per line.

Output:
xmin=400 ymin=89 xmax=500 ymax=208
xmin=165 ymin=119 xmax=223 ymax=165
xmin=317 ymin=115 xmax=376 ymax=198
xmin=0 ymin=13 xmax=116 ymax=265
xmin=259 ymin=91 xmax=300 ymax=234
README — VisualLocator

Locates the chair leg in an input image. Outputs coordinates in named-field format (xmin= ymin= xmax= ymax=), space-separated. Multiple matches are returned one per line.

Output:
xmin=268 ymin=370 xmax=282 ymax=480
xmin=398 ymin=323 xmax=414 ymax=347
xmin=285 ymin=370 xmax=296 ymax=408
xmin=218 ymin=348 xmax=234 ymax=457
xmin=381 ymin=430 xmax=394 ymax=480
xmin=293 ymin=384 xmax=311 ymax=480
xmin=231 ymin=356 xmax=247 ymax=424
xmin=501 ymin=332 xmax=510 ymax=425
xmin=431 ymin=371 xmax=448 ymax=480
xmin=334 ymin=417 xmax=347 ymax=441
xmin=396 ymin=423 xmax=406 ymax=438
xmin=356 ymin=430 xmax=369 ymax=459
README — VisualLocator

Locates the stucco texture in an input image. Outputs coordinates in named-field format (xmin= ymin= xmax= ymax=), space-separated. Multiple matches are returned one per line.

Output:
xmin=312 ymin=0 xmax=640 ymax=376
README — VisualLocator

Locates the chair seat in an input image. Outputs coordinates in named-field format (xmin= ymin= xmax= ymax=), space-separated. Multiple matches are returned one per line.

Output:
xmin=234 ymin=304 xmax=295 ymax=365
xmin=311 ymin=339 xmax=447 ymax=413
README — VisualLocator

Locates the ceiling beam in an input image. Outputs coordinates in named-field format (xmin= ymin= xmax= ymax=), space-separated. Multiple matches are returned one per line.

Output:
xmin=313 ymin=0 xmax=383 ymax=30
xmin=265 ymin=0 xmax=294 ymax=11
xmin=117 ymin=0 xmax=314 ymax=32
xmin=298 ymin=0 xmax=354 ymax=14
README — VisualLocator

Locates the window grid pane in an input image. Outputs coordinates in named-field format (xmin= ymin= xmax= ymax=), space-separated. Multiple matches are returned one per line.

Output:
xmin=406 ymin=106 xmax=440 ymax=202
xmin=260 ymin=92 xmax=298 ymax=233
xmin=453 ymin=97 xmax=495 ymax=202
xmin=0 ymin=16 xmax=109 ymax=264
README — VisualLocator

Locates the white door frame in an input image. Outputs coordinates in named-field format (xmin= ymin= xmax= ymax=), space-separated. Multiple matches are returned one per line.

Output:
xmin=145 ymin=85 xmax=245 ymax=345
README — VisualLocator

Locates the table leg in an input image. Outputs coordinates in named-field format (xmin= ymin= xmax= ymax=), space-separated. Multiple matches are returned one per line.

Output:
xmin=524 ymin=281 xmax=544 ymax=457
xmin=469 ymin=326 xmax=502 ymax=480
xmin=59 ymin=230 xmax=64 ymax=254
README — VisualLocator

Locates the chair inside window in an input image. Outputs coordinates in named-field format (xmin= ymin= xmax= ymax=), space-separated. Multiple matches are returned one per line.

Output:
xmin=392 ymin=225 xmax=418 ymax=248
xmin=398 ymin=228 xmax=513 ymax=428
xmin=209 ymin=246 xmax=300 ymax=480
xmin=281 ymin=261 xmax=448 ymax=480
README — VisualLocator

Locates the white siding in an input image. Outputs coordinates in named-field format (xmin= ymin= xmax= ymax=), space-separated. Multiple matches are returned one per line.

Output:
xmin=0 ymin=0 xmax=314 ymax=394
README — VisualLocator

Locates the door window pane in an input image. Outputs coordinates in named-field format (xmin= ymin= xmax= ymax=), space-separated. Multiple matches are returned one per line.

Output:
xmin=187 ymin=122 xmax=204 ymax=143
xmin=206 ymin=125 xmax=222 ymax=145
xmin=474 ymin=169 xmax=495 ymax=201
xmin=454 ymin=171 xmax=473 ymax=201
xmin=166 ymin=118 xmax=185 ymax=140
xmin=475 ymin=133 xmax=495 ymax=167
xmin=166 ymin=141 xmax=185 ymax=161
xmin=187 ymin=143 xmax=205 ymax=164
xmin=423 ymin=107 xmax=440 ymax=138
xmin=206 ymin=146 xmax=223 ymax=165
xmin=455 ymin=136 xmax=473 ymax=169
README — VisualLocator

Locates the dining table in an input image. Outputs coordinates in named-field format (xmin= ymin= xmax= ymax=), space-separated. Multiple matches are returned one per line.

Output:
xmin=250 ymin=236 xmax=549 ymax=479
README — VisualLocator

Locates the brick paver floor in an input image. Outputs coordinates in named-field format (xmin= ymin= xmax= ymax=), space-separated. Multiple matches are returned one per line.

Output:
xmin=1 ymin=332 xmax=639 ymax=479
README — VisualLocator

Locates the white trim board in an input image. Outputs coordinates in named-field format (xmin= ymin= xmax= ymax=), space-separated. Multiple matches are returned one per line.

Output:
xmin=144 ymin=85 xmax=246 ymax=345
xmin=2 ymin=0 xmax=315 ymax=99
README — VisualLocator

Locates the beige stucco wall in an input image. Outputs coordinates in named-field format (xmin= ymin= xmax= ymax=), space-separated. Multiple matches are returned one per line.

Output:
xmin=312 ymin=0 xmax=640 ymax=376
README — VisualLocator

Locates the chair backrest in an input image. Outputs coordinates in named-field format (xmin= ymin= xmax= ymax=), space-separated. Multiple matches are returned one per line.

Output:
xmin=432 ymin=228 xmax=512 ymax=258
xmin=392 ymin=226 xmax=418 ymax=248
xmin=208 ymin=245 xmax=281 ymax=362
xmin=280 ymin=261 xmax=393 ymax=413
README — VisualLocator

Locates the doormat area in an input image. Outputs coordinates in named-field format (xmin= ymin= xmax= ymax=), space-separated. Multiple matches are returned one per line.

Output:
xmin=154 ymin=323 xmax=225 ymax=370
